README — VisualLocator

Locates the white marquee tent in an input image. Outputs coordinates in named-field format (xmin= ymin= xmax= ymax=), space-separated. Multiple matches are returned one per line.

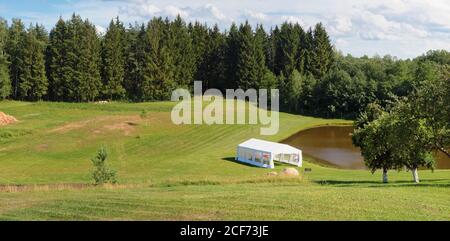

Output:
xmin=236 ymin=138 xmax=302 ymax=169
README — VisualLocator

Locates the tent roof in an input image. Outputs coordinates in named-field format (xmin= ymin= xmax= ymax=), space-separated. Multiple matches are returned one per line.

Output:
xmin=238 ymin=138 xmax=301 ymax=154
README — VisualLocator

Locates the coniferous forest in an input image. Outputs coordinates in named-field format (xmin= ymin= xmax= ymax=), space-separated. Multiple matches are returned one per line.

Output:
xmin=0 ymin=14 xmax=449 ymax=118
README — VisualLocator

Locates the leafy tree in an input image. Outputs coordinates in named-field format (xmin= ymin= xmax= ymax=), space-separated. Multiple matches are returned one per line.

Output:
xmin=279 ymin=69 xmax=302 ymax=112
xmin=388 ymin=100 xmax=435 ymax=183
xmin=0 ymin=18 xmax=10 ymax=99
xmin=352 ymin=107 xmax=403 ymax=183
xmin=90 ymin=146 xmax=117 ymax=185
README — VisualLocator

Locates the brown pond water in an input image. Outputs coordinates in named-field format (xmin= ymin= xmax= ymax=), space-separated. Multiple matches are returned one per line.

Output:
xmin=283 ymin=126 xmax=450 ymax=170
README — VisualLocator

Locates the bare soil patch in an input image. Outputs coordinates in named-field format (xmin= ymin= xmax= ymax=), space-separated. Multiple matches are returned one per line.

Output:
xmin=50 ymin=115 xmax=142 ymax=135
xmin=0 ymin=112 xmax=18 ymax=126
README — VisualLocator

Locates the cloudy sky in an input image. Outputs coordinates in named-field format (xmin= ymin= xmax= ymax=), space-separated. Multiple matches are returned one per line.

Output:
xmin=1 ymin=0 xmax=449 ymax=59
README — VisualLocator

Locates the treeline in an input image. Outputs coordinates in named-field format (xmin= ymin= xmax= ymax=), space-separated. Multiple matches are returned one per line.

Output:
xmin=0 ymin=14 xmax=449 ymax=118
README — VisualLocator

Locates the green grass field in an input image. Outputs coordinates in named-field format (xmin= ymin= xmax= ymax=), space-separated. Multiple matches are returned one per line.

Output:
xmin=0 ymin=101 xmax=449 ymax=220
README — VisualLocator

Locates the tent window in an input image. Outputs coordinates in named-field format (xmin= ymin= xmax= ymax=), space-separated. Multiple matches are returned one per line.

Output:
xmin=255 ymin=152 xmax=262 ymax=163
xmin=245 ymin=150 xmax=253 ymax=161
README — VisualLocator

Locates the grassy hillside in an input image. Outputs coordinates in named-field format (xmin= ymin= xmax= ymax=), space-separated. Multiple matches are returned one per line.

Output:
xmin=0 ymin=101 xmax=449 ymax=220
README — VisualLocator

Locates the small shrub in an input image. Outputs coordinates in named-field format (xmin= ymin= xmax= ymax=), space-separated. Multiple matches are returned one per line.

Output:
xmin=140 ymin=109 xmax=147 ymax=119
xmin=90 ymin=146 xmax=117 ymax=185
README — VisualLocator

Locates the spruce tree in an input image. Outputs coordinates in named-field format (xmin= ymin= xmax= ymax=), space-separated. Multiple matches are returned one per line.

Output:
xmin=312 ymin=23 xmax=334 ymax=80
xmin=190 ymin=21 xmax=210 ymax=88
xmin=124 ymin=23 xmax=146 ymax=101
xmin=18 ymin=25 xmax=48 ymax=100
xmin=47 ymin=18 xmax=68 ymax=101
xmin=274 ymin=22 xmax=302 ymax=77
xmin=0 ymin=18 xmax=10 ymax=99
xmin=78 ymin=19 xmax=102 ymax=102
xmin=6 ymin=19 xmax=26 ymax=99
xmin=169 ymin=15 xmax=195 ymax=88
xmin=236 ymin=22 xmax=266 ymax=90
xmin=254 ymin=25 xmax=268 ymax=86
xmin=225 ymin=23 xmax=240 ymax=89
xmin=203 ymin=24 xmax=227 ymax=90
xmin=141 ymin=17 xmax=175 ymax=101
xmin=102 ymin=17 xmax=126 ymax=100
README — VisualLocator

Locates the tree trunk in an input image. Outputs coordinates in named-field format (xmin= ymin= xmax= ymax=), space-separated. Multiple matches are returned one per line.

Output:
xmin=382 ymin=167 xmax=388 ymax=183
xmin=412 ymin=167 xmax=419 ymax=183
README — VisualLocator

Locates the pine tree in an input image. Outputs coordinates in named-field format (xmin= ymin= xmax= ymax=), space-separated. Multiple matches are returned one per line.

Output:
xmin=302 ymin=28 xmax=314 ymax=76
xmin=124 ymin=23 xmax=146 ymax=101
xmin=78 ymin=19 xmax=102 ymax=102
xmin=6 ymin=19 xmax=26 ymax=99
xmin=236 ymin=22 xmax=266 ymax=90
xmin=190 ymin=21 xmax=210 ymax=88
xmin=312 ymin=23 xmax=334 ymax=80
xmin=169 ymin=15 xmax=195 ymax=88
xmin=47 ymin=18 xmax=68 ymax=101
xmin=0 ymin=18 xmax=11 ymax=99
xmin=141 ymin=17 xmax=175 ymax=101
xmin=225 ymin=23 xmax=240 ymax=89
xmin=254 ymin=25 xmax=268 ymax=86
xmin=18 ymin=25 xmax=48 ymax=100
xmin=102 ymin=17 xmax=126 ymax=100
xmin=203 ymin=24 xmax=227 ymax=90
xmin=274 ymin=22 xmax=302 ymax=76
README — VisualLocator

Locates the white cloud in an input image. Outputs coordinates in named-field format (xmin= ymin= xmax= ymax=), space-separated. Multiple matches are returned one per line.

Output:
xmin=164 ymin=5 xmax=189 ymax=18
xmin=281 ymin=16 xmax=305 ymax=26
xmin=95 ymin=25 xmax=106 ymax=35
xmin=243 ymin=9 xmax=266 ymax=22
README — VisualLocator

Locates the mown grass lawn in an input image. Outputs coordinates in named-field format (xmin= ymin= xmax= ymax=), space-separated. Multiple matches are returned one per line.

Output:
xmin=0 ymin=100 xmax=449 ymax=220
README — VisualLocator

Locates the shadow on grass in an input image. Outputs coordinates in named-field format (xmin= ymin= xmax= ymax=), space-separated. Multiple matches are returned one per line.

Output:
xmin=222 ymin=157 xmax=260 ymax=168
xmin=222 ymin=157 xmax=295 ymax=168
xmin=314 ymin=179 xmax=450 ymax=188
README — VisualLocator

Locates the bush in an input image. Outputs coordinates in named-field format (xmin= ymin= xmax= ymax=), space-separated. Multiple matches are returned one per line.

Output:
xmin=90 ymin=146 xmax=117 ymax=185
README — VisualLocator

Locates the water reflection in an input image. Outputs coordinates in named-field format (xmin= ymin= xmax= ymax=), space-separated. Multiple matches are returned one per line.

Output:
xmin=283 ymin=126 xmax=450 ymax=170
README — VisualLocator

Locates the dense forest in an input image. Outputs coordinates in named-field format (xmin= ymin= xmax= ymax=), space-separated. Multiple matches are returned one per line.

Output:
xmin=0 ymin=14 xmax=449 ymax=118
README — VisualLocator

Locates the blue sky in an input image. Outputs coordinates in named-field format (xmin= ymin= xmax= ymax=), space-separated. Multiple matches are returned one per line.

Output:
xmin=1 ymin=0 xmax=449 ymax=59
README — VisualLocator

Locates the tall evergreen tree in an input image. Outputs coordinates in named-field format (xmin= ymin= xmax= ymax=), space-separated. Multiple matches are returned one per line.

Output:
xmin=102 ymin=17 xmax=126 ymax=100
xmin=0 ymin=18 xmax=10 ymax=99
xmin=140 ymin=17 xmax=175 ymax=101
xmin=203 ymin=24 xmax=227 ymax=90
xmin=47 ymin=18 xmax=68 ymax=101
xmin=169 ymin=15 xmax=195 ymax=88
xmin=274 ymin=22 xmax=301 ymax=76
xmin=78 ymin=19 xmax=102 ymax=102
xmin=190 ymin=21 xmax=210 ymax=89
xmin=225 ymin=23 xmax=240 ymax=89
xmin=6 ymin=19 xmax=26 ymax=98
xmin=312 ymin=23 xmax=334 ymax=80
xmin=18 ymin=25 xmax=48 ymax=100
xmin=124 ymin=23 xmax=146 ymax=101
xmin=236 ymin=22 xmax=267 ymax=90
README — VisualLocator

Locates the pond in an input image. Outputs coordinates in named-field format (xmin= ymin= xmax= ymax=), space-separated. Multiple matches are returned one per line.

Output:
xmin=283 ymin=126 xmax=450 ymax=170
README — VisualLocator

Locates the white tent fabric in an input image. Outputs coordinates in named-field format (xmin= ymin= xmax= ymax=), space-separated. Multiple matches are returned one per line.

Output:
xmin=236 ymin=138 xmax=302 ymax=169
